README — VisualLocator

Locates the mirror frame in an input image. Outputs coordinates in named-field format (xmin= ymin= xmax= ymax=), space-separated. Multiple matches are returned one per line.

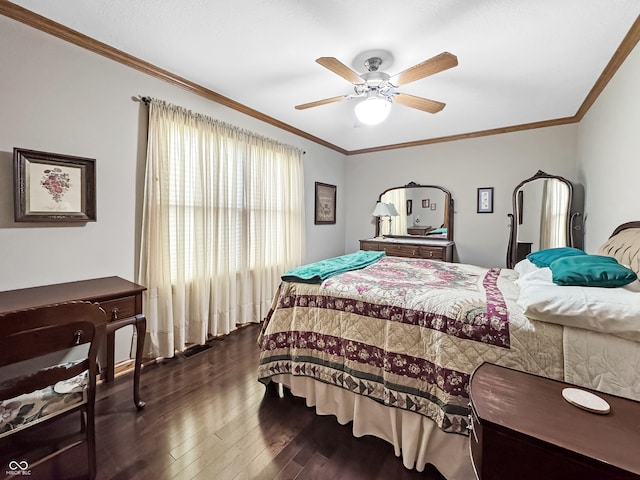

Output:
xmin=375 ymin=182 xmax=454 ymax=241
xmin=506 ymin=170 xmax=574 ymax=268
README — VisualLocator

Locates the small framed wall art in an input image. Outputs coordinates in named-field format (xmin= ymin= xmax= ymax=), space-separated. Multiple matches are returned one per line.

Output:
xmin=477 ymin=187 xmax=494 ymax=214
xmin=314 ymin=181 xmax=336 ymax=225
xmin=13 ymin=148 xmax=97 ymax=222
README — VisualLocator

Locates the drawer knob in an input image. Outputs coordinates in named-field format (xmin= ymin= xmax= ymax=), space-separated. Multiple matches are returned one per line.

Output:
xmin=111 ymin=307 xmax=119 ymax=320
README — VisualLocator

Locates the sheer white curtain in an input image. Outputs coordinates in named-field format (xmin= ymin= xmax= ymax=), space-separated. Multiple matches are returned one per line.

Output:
xmin=384 ymin=189 xmax=407 ymax=235
xmin=138 ymin=99 xmax=304 ymax=358
xmin=539 ymin=179 xmax=569 ymax=250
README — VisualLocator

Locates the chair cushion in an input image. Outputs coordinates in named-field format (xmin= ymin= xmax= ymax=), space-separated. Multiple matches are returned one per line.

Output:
xmin=0 ymin=372 xmax=87 ymax=438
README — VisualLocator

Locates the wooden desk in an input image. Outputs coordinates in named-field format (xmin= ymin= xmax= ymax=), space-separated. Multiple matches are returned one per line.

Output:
xmin=0 ymin=276 xmax=147 ymax=409
xmin=469 ymin=363 xmax=640 ymax=479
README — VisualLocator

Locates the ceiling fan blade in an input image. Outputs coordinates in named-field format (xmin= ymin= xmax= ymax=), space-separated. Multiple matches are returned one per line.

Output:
xmin=295 ymin=95 xmax=346 ymax=110
xmin=316 ymin=57 xmax=364 ymax=84
xmin=390 ymin=52 xmax=458 ymax=86
xmin=393 ymin=93 xmax=446 ymax=114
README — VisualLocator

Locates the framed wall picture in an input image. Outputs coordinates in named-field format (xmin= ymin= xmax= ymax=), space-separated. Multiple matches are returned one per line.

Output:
xmin=314 ymin=181 xmax=336 ymax=224
xmin=13 ymin=148 xmax=97 ymax=222
xmin=477 ymin=187 xmax=494 ymax=214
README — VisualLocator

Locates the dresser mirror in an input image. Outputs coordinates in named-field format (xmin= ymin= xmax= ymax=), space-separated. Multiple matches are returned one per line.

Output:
xmin=375 ymin=182 xmax=454 ymax=241
xmin=507 ymin=170 xmax=580 ymax=268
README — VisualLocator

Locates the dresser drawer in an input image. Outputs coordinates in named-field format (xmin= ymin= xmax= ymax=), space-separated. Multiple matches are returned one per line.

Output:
xmin=360 ymin=241 xmax=383 ymax=251
xmin=419 ymin=246 xmax=445 ymax=260
xmin=382 ymin=244 xmax=414 ymax=257
xmin=382 ymin=244 xmax=445 ymax=260
xmin=99 ymin=295 xmax=137 ymax=321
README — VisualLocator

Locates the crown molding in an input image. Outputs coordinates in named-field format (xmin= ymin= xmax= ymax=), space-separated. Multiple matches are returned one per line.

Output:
xmin=0 ymin=1 xmax=348 ymax=155
xmin=574 ymin=13 xmax=640 ymax=121
xmin=1 ymin=2 xmax=638 ymax=156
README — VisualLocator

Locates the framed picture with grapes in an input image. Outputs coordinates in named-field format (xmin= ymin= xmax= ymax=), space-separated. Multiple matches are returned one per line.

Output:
xmin=13 ymin=148 xmax=96 ymax=222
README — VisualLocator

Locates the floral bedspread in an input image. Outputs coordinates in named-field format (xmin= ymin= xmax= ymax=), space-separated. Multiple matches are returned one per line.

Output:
xmin=258 ymin=256 xmax=564 ymax=434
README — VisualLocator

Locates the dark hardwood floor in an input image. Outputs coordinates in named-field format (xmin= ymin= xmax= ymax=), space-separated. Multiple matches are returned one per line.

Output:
xmin=1 ymin=324 xmax=448 ymax=480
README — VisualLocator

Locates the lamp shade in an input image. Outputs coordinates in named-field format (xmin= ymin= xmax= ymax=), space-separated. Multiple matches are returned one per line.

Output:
xmin=371 ymin=202 xmax=393 ymax=217
xmin=355 ymin=96 xmax=392 ymax=125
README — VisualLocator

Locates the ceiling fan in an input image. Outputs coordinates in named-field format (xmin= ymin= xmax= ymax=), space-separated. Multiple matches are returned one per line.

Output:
xmin=295 ymin=51 xmax=458 ymax=124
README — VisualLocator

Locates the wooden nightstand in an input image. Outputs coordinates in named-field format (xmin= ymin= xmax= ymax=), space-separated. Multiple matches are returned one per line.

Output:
xmin=469 ymin=363 xmax=640 ymax=479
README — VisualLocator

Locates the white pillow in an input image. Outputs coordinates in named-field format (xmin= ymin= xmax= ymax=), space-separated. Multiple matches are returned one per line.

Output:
xmin=513 ymin=258 xmax=539 ymax=277
xmin=515 ymin=266 xmax=552 ymax=287
xmin=517 ymin=280 xmax=640 ymax=342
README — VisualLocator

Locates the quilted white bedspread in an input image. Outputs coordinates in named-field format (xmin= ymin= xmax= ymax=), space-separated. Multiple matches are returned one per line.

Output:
xmin=564 ymin=326 xmax=640 ymax=402
xmin=258 ymin=256 xmax=564 ymax=434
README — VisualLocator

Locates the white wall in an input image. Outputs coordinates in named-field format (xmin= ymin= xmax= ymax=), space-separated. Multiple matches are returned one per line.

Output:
xmin=577 ymin=40 xmax=640 ymax=251
xmin=345 ymin=125 xmax=579 ymax=267
xmin=3 ymin=10 xmax=638 ymax=363
xmin=0 ymin=16 xmax=345 ymax=361
xmin=344 ymin=39 xmax=640 ymax=265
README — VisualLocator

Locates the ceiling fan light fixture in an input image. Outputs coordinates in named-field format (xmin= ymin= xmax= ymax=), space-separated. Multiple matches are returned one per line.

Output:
xmin=354 ymin=96 xmax=392 ymax=125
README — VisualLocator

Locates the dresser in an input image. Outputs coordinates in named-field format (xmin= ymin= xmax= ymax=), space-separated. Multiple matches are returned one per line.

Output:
xmin=360 ymin=237 xmax=454 ymax=262
xmin=516 ymin=241 xmax=533 ymax=263
xmin=469 ymin=363 xmax=640 ymax=479
xmin=0 ymin=276 xmax=147 ymax=409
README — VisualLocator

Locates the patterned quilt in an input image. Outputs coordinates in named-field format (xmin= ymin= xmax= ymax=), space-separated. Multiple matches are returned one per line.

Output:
xmin=258 ymin=256 xmax=564 ymax=434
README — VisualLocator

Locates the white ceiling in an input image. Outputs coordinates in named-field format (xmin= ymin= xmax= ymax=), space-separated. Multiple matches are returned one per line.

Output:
xmin=7 ymin=0 xmax=640 ymax=153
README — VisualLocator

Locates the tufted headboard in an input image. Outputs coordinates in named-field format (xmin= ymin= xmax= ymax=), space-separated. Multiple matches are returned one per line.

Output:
xmin=598 ymin=221 xmax=640 ymax=276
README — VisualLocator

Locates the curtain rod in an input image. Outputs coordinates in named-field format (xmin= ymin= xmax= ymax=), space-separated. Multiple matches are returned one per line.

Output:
xmin=137 ymin=95 xmax=305 ymax=154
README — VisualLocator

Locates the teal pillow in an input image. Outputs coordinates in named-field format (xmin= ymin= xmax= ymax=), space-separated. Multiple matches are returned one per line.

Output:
xmin=550 ymin=255 xmax=638 ymax=287
xmin=527 ymin=247 xmax=585 ymax=268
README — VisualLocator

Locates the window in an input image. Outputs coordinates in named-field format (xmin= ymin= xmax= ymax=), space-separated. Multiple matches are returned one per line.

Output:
xmin=139 ymin=100 xmax=304 ymax=357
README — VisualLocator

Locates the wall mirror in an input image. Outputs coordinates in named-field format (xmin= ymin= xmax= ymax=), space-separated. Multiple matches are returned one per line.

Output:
xmin=375 ymin=182 xmax=454 ymax=241
xmin=507 ymin=170 xmax=581 ymax=268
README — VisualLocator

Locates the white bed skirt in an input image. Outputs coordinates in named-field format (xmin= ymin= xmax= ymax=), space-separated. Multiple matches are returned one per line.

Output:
xmin=271 ymin=374 xmax=475 ymax=480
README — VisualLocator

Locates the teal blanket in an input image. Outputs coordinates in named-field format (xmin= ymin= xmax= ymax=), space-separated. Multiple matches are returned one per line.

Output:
xmin=282 ymin=250 xmax=385 ymax=284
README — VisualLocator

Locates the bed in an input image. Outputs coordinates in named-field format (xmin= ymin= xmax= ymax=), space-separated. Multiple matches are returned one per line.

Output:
xmin=257 ymin=222 xmax=640 ymax=480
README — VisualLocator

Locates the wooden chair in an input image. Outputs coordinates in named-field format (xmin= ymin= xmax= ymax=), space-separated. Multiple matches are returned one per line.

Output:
xmin=0 ymin=302 xmax=107 ymax=480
